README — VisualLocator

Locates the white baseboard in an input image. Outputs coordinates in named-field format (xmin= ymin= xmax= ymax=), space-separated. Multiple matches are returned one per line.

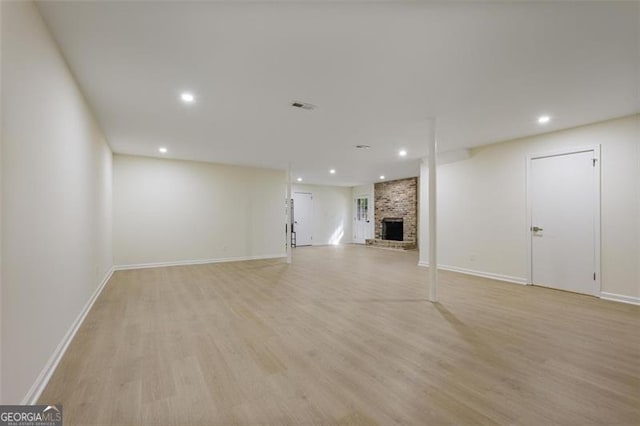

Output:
xmin=600 ymin=292 xmax=640 ymax=306
xmin=440 ymin=265 xmax=528 ymax=285
xmin=114 ymin=254 xmax=286 ymax=271
xmin=22 ymin=266 xmax=115 ymax=405
xmin=418 ymin=263 xmax=639 ymax=305
xmin=417 ymin=261 xmax=527 ymax=285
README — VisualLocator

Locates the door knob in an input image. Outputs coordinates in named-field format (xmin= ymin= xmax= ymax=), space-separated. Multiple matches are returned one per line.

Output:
xmin=531 ymin=226 xmax=543 ymax=232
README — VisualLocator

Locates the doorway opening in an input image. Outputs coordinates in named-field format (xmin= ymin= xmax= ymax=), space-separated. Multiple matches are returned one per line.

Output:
xmin=293 ymin=192 xmax=313 ymax=246
xmin=353 ymin=195 xmax=373 ymax=244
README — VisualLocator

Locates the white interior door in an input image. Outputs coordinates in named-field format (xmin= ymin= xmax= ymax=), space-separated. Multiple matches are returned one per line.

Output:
xmin=353 ymin=196 xmax=372 ymax=244
xmin=293 ymin=192 xmax=313 ymax=246
xmin=529 ymin=149 xmax=599 ymax=296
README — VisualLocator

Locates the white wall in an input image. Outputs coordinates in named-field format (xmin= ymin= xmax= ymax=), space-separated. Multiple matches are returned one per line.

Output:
xmin=352 ymin=183 xmax=374 ymax=199
xmin=420 ymin=115 xmax=640 ymax=299
xmin=293 ymin=184 xmax=352 ymax=246
xmin=1 ymin=1 xmax=113 ymax=403
xmin=114 ymin=155 xmax=286 ymax=266
xmin=636 ymin=116 xmax=640 ymax=300
xmin=0 ymin=2 xmax=4 ymax=403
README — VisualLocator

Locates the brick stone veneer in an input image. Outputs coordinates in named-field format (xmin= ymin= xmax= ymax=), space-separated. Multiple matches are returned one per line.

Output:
xmin=374 ymin=177 xmax=418 ymax=243
xmin=365 ymin=239 xmax=417 ymax=250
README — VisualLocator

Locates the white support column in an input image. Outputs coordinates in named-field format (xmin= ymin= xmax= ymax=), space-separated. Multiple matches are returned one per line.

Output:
xmin=427 ymin=119 xmax=438 ymax=302
xmin=286 ymin=163 xmax=292 ymax=264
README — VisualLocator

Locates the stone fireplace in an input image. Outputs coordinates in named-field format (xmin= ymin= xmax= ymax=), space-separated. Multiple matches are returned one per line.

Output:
xmin=366 ymin=177 xmax=417 ymax=250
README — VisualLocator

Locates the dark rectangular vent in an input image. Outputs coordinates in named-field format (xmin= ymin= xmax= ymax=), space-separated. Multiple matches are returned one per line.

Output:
xmin=291 ymin=101 xmax=316 ymax=110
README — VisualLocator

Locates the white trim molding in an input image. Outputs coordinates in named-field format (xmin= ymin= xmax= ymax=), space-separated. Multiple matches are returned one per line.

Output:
xmin=418 ymin=262 xmax=527 ymax=285
xmin=600 ymin=292 xmax=640 ymax=306
xmin=418 ymin=262 xmax=639 ymax=305
xmin=440 ymin=265 xmax=527 ymax=285
xmin=114 ymin=254 xmax=286 ymax=271
xmin=22 ymin=266 xmax=115 ymax=405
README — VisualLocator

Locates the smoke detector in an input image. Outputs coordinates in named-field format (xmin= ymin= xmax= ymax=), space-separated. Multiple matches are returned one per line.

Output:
xmin=291 ymin=101 xmax=316 ymax=110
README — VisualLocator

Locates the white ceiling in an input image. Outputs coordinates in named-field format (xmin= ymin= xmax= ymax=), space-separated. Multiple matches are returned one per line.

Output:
xmin=37 ymin=1 xmax=639 ymax=186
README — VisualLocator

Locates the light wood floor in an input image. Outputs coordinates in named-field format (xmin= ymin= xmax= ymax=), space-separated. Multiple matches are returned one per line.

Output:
xmin=40 ymin=245 xmax=640 ymax=425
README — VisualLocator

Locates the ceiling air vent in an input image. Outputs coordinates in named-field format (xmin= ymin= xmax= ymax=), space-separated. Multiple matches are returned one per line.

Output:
xmin=354 ymin=144 xmax=372 ymax=149
xmin=291 ymin=101 xmax=316 ymax=110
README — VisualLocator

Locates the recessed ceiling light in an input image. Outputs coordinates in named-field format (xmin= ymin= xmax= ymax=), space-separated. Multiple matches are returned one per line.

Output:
xmin=158 ymin=147 xmax=168 ymax=153
xmin=297 ymin=177 xmax=303 ymax=182
xmin=180 ymin=92 xmax=195 ymax=103
xmin=538 ymin=115 xmax=550 ymax=124
xmin=379 ymin=175 xmax=385 ymax=180
xmin=399 ymin=149 xmax=407 ymax=157
xmin=329 ymin=169 xmax=336 ymax=174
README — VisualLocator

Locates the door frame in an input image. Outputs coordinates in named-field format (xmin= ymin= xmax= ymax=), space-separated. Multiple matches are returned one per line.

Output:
xmin=353 ymin=194 xmax=373 ymax=244
xmin=525 ymin=145 xmax=601 ymax=294
xmin=293 ymin=191 xmax=313 ymax=246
